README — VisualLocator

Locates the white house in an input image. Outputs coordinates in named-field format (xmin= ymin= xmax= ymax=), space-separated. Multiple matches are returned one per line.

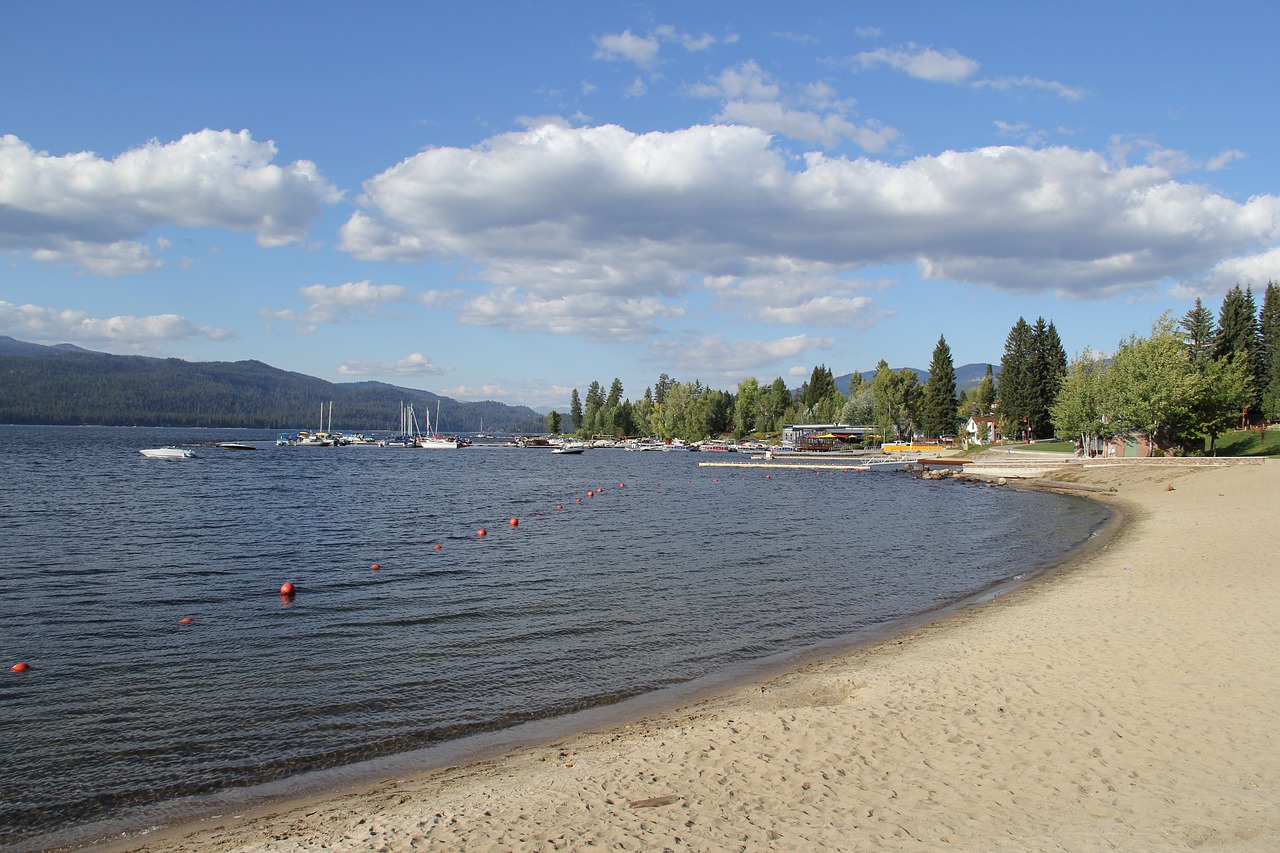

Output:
xmin=965 ymin=415 xmax=997 ymax=445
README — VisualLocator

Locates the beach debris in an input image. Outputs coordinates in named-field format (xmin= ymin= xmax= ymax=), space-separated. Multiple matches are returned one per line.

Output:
xmin=628 ymin=795 xmax=682 ymax=809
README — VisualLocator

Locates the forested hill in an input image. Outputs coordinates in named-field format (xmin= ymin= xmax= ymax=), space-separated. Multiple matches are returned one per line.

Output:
xmin=0 ymin=337 xmax=546 ymax=432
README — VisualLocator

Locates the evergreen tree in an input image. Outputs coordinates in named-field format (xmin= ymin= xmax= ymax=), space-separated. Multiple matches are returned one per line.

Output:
xmin=545 ymin=410 xmax=562 ymax=434
xmin=583 ymin=380 xmax=604 ymax=434
xmin=1180 ymin=298 xmax=1216 ymax=369
xmin=1214 ymin=284 xmax=1263 ymax=412
xmin=606 ymin=378 xmax=624 ymax=408
xmin=1259 ymin=282 xmax=1280 ymax=420
xmin=920 ymin=334 xmax=958 ymax=437
xmin=975 ymin=364 xmax=996 ymax=415
xmin=996 ymin=318 xmax=1034 ymax=439
xmin=569 ymin=388 xmax=583 ymax=430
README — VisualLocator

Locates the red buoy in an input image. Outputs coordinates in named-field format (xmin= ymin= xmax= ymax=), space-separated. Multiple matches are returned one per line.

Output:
xmin=370 ymin=563 xmax=381 ymax=570
xmin=477 ymin=528 xmax=487 ymax=537
xmin=433 ymin=544 xmax=442 ymax=550
xmin=575 ymin=498 xmax=582 ymax=503
xmin=509 ymin=517 xmax=519 ymax=527
xmin=279 ymin=582 xmax=296 ymax=596
xmin=11 ymin=662 xmax=30 ymax=673
xmin=556 ymin=504 xmax=564 ymax=510
xmin=618 ymin=483 xmax=625 ymax=488
xmin=179 ymin=617 xmax=194 ymax=624
xmin=587 ymin=491 xmax=594 ymax=498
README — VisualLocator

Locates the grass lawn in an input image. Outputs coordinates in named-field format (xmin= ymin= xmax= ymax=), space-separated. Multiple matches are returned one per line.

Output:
xmin=1207 ymin=428 xmax=1280 ymax=457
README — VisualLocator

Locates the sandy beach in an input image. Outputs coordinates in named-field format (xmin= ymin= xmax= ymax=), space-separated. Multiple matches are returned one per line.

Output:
xmin=99 ymin=460 xmax=1278 ymax=852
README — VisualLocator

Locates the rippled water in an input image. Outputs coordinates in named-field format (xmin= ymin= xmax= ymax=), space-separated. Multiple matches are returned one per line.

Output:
xmin=0 ymin=425 xmax=1110 ymax=850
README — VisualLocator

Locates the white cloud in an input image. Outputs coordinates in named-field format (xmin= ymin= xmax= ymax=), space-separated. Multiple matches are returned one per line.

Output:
xmin=0 ymin=130 xmax=340 ymax=274
xmin=593 ymin=30 xmax=660 ymax=67
xmin=851 ymin=45 xmax=980 ymax=84
xmin=338 ymin=352 xmax=446 ymax=377
xmin=594 ymin=25 xmax=723 ymax=69
xmin=262 ymin=280 xmax=408 ymax=324
xmin=973 ymin=76 xmax=1085 ymax=101
xmin=648 ymin=333 xmax=835 ymax=382
xmin=1171 ymin=247 xmax=1280 ymax=299
xmin=455 ymin=287 xmax=683 ymax=341
xmin=339 ymin=123 xmax=1280 ymax=336
xmin=1206 ymin=149 xmax=1247 ymax=172
xmin=0 ymin=300 xmax=232 ymax=347
xmin=692 ymin=61 xmax=899 ymax=151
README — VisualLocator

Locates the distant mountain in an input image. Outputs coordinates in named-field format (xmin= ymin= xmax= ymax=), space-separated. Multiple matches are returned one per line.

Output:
xmin=0 ymin=336 xmax=546 ymax=431
xmin=835 ymin=362 xmax=999 ymax=395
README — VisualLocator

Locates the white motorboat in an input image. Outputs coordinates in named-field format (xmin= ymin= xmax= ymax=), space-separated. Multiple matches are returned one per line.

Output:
xmin=551 ymin=441 xmax=587 ymax=454
xmin=139 ymin=447 xmax=195 ymax=459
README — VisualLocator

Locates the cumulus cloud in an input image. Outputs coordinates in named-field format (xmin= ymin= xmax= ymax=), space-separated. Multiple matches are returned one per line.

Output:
xmin=1171 ymin=247 xmax=1280 ymax=299
xmin=338 ymin=352 xmax=446 ymax=377
xmin=262 ymin=280 xmax=408 ymax=325
xmin=691 ymin=61 xmax=899 ymax=151
xmin=851 ymin=45 xmax=981 ymax=84
xmin=340 ymin=122 xmax=1280 ymax=322
xmin=0 ymin=300 xmax=231 ymax=348
xmin=0 ymin=130 xmax=340 ymax=274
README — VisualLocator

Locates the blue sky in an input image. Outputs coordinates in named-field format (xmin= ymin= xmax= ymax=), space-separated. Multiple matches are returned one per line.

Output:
xmin=3 ymin=1 xmax=1278 ymax=409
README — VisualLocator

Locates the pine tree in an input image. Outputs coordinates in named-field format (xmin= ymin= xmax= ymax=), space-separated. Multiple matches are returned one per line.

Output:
xmin=1180 ymin=298 xmax=1216 ymax=369
xmin=1214 ymin=284 xmax=1263 ymax=413
xmin=1260 ymin=281 xmax=1280 ymax=420
xmin=920 ymin=334 xmax=958 ymax=437
xmin=1032 ymin=319 xmax=1068 ymax=437
xmin=975 ymin=364 xmax=995 ymax=415
xmin=996 ymin=318 xmax=1034 ymax=439
xmin=569 ymin=388 xmax=583 ymax=430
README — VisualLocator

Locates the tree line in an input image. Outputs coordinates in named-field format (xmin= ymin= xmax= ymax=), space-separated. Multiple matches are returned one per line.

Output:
xmin=552 ymin=281 xmax=1280 ymax=452
xmin=0 ymin=351 xmax=547 ymax=432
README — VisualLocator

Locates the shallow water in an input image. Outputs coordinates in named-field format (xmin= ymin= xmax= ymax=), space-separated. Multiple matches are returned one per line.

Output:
xmin=0 ymin=425 xmax=1109 ymax=850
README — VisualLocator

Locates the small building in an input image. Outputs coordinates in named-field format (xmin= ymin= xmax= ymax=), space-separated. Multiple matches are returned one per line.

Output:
xmin=782 ymin=423 xmax=876 ymax=447
xmin=965 ymin=416 xmax=997 ymax=445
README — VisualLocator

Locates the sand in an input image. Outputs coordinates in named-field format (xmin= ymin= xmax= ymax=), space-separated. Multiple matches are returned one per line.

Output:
xmin=101 ymin=460 xmax=1279 ymax=852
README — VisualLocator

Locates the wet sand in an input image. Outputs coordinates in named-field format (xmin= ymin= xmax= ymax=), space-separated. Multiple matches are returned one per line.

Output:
xmin=97 ymin=460 xmax=1279 ymax=851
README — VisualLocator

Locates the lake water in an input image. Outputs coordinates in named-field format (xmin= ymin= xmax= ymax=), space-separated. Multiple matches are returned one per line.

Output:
xmin=0 ymin=425 xmax=1111 ymax=851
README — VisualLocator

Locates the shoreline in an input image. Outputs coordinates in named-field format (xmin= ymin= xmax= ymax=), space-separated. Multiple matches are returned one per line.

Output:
xmin=81 ymin=461 xmax=1279 ymax=851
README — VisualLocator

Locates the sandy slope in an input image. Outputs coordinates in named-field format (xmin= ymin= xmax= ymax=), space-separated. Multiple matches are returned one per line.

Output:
xmin=102 ymin=461 xmax=1279 ymax=852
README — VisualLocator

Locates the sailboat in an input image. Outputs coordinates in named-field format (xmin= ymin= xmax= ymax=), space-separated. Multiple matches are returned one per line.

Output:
xmin=418 ymin=401 xmax=459 ymax=449
xmin=380 ymin=401 xmax=422 ymax=448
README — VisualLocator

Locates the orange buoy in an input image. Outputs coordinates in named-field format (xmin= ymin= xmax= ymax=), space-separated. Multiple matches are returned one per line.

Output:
xmin=279 ymin=582 xmax=296 ymax=596
xmin=11 ymin=662 xmax=31 ymax=672
xmin=179 ymin=617 xmax=194 ymax=624
xmin=766 ymin=474 xmax=771 ymax=479
xmin=575 ymin=498 xmax=582 ymax=503
xmin=370 ymin=563 xmax=381 ymax=570
xmin=509 ymin=517 xmax=518 ymax=527
xmin=587 ymin=490 xmax=594 ymax=497
xmin=618 ymin=483 xmax=625 ymax=488
xmin=433 ymin=544 xmax=442 ymax=550
xmin=477 ymin=528 xmax=487 ymax=537
xmin=556 ymin=504 xmax=564 ymax=510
